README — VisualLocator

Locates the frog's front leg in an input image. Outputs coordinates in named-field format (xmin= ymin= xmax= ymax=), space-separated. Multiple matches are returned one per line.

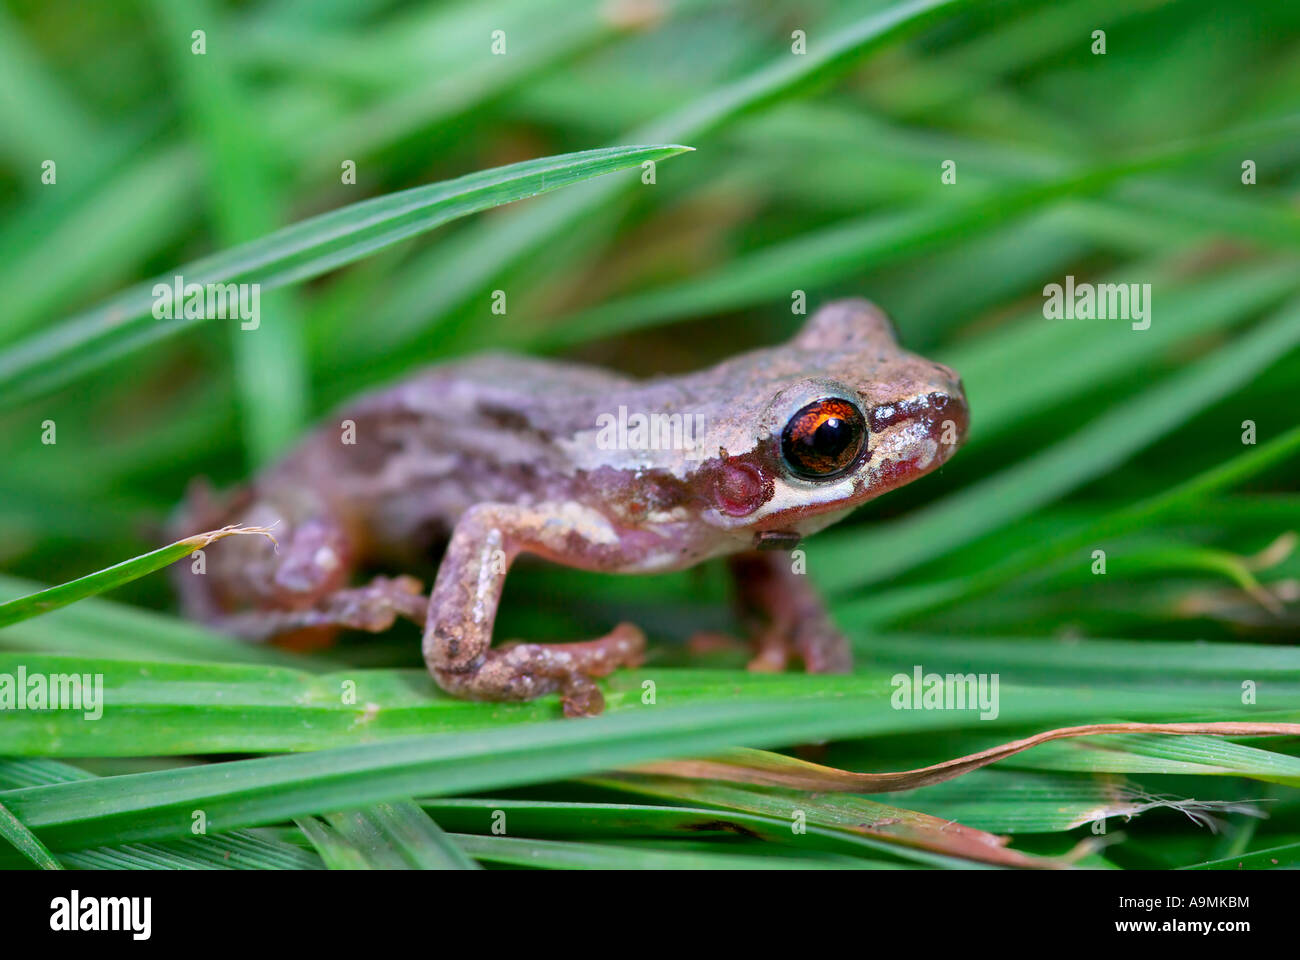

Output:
xmin=423 ymin=503 xmax=646 ymax=717
xmin=705 ymin=550 xmax=853 ymax=674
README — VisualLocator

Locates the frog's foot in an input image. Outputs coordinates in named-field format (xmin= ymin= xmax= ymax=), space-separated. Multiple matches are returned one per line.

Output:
xmin=688 ymin=616 xmax=850 ymax=674
xmin=697 ymin=549 xmax=852 ymax=675
xmin=432 ymin=623 xmax=646 ymax=717
xmin=215 ymin=575 xmax=427 ymax=641
xmin=746 ymin=613 xmax=851 ymax=674
xmin=747 ymin=623 xmax=792 ymax=672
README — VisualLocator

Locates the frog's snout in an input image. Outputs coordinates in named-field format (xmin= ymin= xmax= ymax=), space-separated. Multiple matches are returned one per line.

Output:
xmin=867 ymin=374 xmax=969 ymax=477
xmin=925 ymin=387 xmax=969 ymax=466
xmin=915 ymin=362 xmax=968 ymax=464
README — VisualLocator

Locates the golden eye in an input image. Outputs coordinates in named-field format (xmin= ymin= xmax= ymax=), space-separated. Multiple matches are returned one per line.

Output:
xmin=780 ymin=398 xmax=866 ymax=480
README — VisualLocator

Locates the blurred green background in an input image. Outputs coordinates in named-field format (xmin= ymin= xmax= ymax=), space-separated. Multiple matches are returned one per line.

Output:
xmin=2 ymin=0 xmax=1297 ymax=639
xmin=0 ymin=0 xmax=1299 ymax=870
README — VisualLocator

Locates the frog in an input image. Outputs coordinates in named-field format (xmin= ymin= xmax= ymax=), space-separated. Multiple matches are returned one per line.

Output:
xmin=173 ymin=299 xmax=968 ymax=716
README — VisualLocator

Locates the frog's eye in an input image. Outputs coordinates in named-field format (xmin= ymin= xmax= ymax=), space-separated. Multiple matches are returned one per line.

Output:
xmin=780 ymin=397 xmax=867 ymax=480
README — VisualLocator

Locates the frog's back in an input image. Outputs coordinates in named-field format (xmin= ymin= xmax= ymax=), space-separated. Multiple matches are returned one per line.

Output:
xmin=251 ymin=354 xmax=637 ymax=555
xmin=350 ymin=352 xmax=636 ymax=429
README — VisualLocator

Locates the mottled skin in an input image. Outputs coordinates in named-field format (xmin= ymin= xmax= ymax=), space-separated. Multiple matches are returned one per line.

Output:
xmin=174 ymin=299 xmax=968 ymax=715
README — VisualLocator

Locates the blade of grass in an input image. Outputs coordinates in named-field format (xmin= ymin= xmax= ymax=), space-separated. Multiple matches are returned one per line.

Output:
xmin=295 ymin=817 xmax=371 ymax=869
xmin=0 ymin=800 xmax=62 ymax=869
xmin=0 ymin=5 xmax=97 ymax=171
xmin=343 ymin=0 xmax=975 ymax=366
xmin=846 ymin=633 xmax=1300 ymax=696
xmin=0 ymin=0 xmax=644 ymax=342
xmin=49 ymin=832 xmax=322 ymax=870
xmin=544 ymin=117 xmax=1300 ymax=348
xmin=0 ymin=574 xmax=332 ymax=668
xmin=0 ymin=756 xmax=322 ymax=869
xmin=289 ymin=0 xmax=668 ymax=175
xmin=448 ymin=833 xmax=882 ymax=870
xmin=1000 ymin=733 xmax=1300 ymax=786
xmin=0 ymin=525 xmax=274 ymax=628
xmin=0 ymin=143 xmax=693 ymax=404
xmin=151 ymin=0 xmax=309 ymax=466
xmin=587 ymin=774 xmax=1072 ymax=869
xmin=841 ymin=423 xmax=1300 ymax=626
xmin=307 ymin=800 xmax=479 ymax=869
xmin=634 ymin=724 xmax=1300 ymax=793
xmin=5 ymin=652 xmax=1296 ymax=756
xmin=859 ymin=769 xmax=1150 ymax=834
xmin=0 ymin=757 xmax=97 ymax=789
xmin=945 ymin=262 xmax=1299 ymax=449
xmin=1181 ymin=841 xmax=1300 ymax=871
xmin=817 ymin=293 xmax=1300 ymax=593
xmin=861 ymin=768 xmax=1268 ymax=838
xmin=417 ymin=798 xmax=937 ymax=865
xmin=0 ymin=688 xmax=1236 ymax=852
xmin=0 ymin=145 xmax=195 ymax=343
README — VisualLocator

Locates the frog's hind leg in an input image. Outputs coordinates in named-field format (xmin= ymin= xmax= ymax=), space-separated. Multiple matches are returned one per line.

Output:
xmin=214 ymin=575 xmax=428 ymax=642
xmin=422 ymin=503 xmax=646 ymax=717
xmin=176 ymin=488 xmax=427 ymax=648
xmin=702 ymin=550 xmax=852 ymax=675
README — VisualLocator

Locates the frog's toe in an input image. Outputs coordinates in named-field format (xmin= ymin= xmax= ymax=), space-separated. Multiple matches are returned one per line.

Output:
xmin=746 ymin=625 xmax=792 ymax=673
xmin=434 ymin=624 xmax=646 ymax=716
xmin=739 ymin=620 xmax=851 ymax=674
xmin=795 ymin=621 xmax=853 ymax=674
xmin=559 ymin=676 xmax=606 ymax=717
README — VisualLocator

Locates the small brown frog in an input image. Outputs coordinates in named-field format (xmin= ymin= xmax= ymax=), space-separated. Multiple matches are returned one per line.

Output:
xmin=175 ymin=299 xmax=968 ymax=715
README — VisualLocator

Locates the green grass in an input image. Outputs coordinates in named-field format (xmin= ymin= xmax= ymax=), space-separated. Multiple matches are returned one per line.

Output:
xmin=0 ymin=0 xmax=1298 ymax=871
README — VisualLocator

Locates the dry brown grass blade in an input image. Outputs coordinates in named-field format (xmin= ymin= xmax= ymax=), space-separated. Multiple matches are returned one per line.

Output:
xmin=596 ymin=771 xmax=1090 ymax=869
xmin=632 ymin=722 xmax=1300 ymax=792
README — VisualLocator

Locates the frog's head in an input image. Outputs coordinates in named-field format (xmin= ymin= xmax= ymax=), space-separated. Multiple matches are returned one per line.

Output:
xmin=701 ymin=299 xmax=968 ymax=540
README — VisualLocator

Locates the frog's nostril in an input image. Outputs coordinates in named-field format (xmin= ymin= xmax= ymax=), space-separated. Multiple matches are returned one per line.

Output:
xmin=870 ymin=391 xmax=958 ymax=432
xmin=931 ymin=391 xmax=970 ymax=454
